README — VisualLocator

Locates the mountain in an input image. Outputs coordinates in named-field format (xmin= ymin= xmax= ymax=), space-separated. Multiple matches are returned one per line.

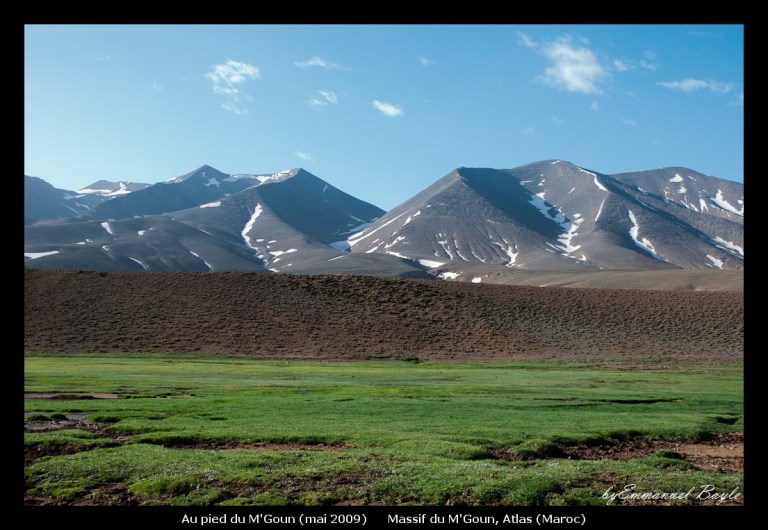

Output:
xmin=25 ymin=175 xmax=149 ymax=221
xmin=25 ymin=176 xmax=99 ymax=220
xmin=346 ymin=160 xmax=743 ymax=274
xmin=76 ymin=179 xmax=151 ymax=197
xmin=24 ymin=166 xmax=412 ymax=275
xmin=24 ymin=160 xmax=744 ymax=278
xmin=86 ymin=165 xmax=276 ymax=220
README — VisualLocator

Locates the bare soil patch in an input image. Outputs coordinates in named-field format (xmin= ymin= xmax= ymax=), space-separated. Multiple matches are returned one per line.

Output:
xmin=560 ymin=432 xmax=742 ymax=472
xmin=24 ymin=270 xmax=743 ymax=364
xmin=491 ymin=433 xmax=742 ymax=473
xmin=24 ymin=417 xmax=127 ymax=464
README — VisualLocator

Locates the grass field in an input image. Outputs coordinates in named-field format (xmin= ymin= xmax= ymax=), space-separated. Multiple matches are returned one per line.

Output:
xmin=24 ymin=354 xmax=743 ymax=506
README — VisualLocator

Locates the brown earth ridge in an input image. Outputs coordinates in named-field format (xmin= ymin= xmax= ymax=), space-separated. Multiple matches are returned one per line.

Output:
xmin=24 ymin=269 xmax=743 ymax=364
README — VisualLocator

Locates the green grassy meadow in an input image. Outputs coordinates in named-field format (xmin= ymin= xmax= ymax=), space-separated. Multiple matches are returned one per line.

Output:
xmin=24 ymin=354 xmax=743 ymax=506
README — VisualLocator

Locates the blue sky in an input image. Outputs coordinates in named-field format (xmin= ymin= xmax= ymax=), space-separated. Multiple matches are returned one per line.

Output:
xmin=24 ymin=24 xmax=743 ymax=210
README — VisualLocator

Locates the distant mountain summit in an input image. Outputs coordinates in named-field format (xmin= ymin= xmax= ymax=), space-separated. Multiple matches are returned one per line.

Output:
xmin=346 ymin=160 xmax=743 ymax=271
xmin=77 ymin=180 xmax=150 ymax=197
xmin=24 ymin=175 xmax=148 ymax=221
xmin=25 ymin=166 xmax=397 ymax=275
xmin=24 ymin=160 xmax=743 ymax=276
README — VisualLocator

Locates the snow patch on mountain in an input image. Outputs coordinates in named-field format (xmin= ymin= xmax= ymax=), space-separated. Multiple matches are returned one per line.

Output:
xmin=454 ymin=238 xmax=469 ymax=261
xmin=348 ymin=211 xmax=410 ymax=247
xmin=530 ymin=193 xmax=565 ymax=223
xmin=200 ymin=201 xmax=221 ymax=208
xmin=713 ymin=237 xmax=744 ymax=258
xmin=436 ymin=234 xmax=454 ymax=260
xmin=706 ymin=255 xmax=724 ymax=269
xmin=189 ymin=251 xmax=212 ymax=270
xmin=129 ymin=257 xmax=149 ymax=271
xmin=529 ymin=192 xmax=582 ymax=255
xmin=241 ymin=204 xmax=263 ymax=250
xmin=628 ymin=210 xmax=666 ymax=261
xmin=595 ymin=199 xmax=606 ymax=222
xmin=100 ymin=222 xmax=114 ymax=235
xmin=469 ymin=248 xmax=485 ymax=263
xmin=77 ymin=181 xmax=132 ymax=196
xmin=404 ymin=210 xmax=421 ymax=225
xmin=556 ymin=218 xmax=583 ymax=254
xmin=418 ymin=259 xmax=445 ymax=268
xmin=384 ymin=236 xmax=406 ymax=249
xmin=25 ymin=251 xmax=59 ymax=259
xmin=256 ymin=168 xmax=299 ymax=186
xmin=270 ymin=249 xmax=298 ymax=257
xmin=223 ymin=174 xmax=259 ymax=182
xmin=490 ymin=238 xmax=518 ymax=266
xmin=577 ymin=167 xmax=608 ymax=192
xmin=710 ymin=190 xmax=744 ymax=216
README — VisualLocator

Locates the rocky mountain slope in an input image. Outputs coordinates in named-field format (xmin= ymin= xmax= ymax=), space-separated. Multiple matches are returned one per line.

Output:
xmin=24 ymin=160 xmax=743 ymax=277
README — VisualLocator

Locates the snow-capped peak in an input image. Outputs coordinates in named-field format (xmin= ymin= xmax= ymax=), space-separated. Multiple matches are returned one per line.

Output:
xmin=256 ymin=168 xmax=301 ymax=185
xmin=77 ymin=180 xmax=141 ymax=196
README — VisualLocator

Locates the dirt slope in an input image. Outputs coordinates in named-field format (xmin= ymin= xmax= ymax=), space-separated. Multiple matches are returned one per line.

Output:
xmin=477 ymin=269 xmax=743 ymax=291
xmin=24 ymin=270 xmax=743 ymax=364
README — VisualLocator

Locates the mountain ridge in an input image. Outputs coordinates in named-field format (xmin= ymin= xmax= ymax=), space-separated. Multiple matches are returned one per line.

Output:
xmin=24 ymin=160 xmax=743 ymax=278
xmin=345 ymin=160 xmax=743 ymax=273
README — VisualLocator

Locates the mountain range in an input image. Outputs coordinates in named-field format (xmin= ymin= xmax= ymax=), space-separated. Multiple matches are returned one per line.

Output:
xmin=24 ymin=160 xmax=744 ymax=279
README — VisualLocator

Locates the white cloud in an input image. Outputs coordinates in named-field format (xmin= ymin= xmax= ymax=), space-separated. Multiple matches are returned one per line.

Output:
xmin=294 ymin=151 xmax=312 ymax=160
xmin=206 ymin=60 xmax=260 ymax=92
xmin=152 ymin=81 xmax=163 ymax=92
xmin=540 ymin=36 xmax=607 ymax=94
xmin=206 ymin=60 xmax=260 ymax=116
xmin=294 ymin=56 xmax=346 ymax=70
xmin=551 ymin=115 xmax=565 ymax=128
xmin=418 ymin=56 xmax=435 ymax=66
xmin=657 ymin=78 xmax=734 ymax=94
xmin=622 ymin=117 xmax=638 ymax=127
xmin=518 ymin=32 xmax=538 ymax=49
xmin=307 ymin=90 xmax=339 ymax=107
xmin=371 ymin=100 xmax=403 ymax=117
xmin=730 ymin=93 xmax=744 ymax=106
xmin=523 ymin=126 xmax=537 ymax=136
xmin=590 ymin=101 xmax=599 ymax=111
xmin=612 ymin=59 xmax=634 ymax=72
xmin=639 ymin=60 xmax=658 ymax=71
